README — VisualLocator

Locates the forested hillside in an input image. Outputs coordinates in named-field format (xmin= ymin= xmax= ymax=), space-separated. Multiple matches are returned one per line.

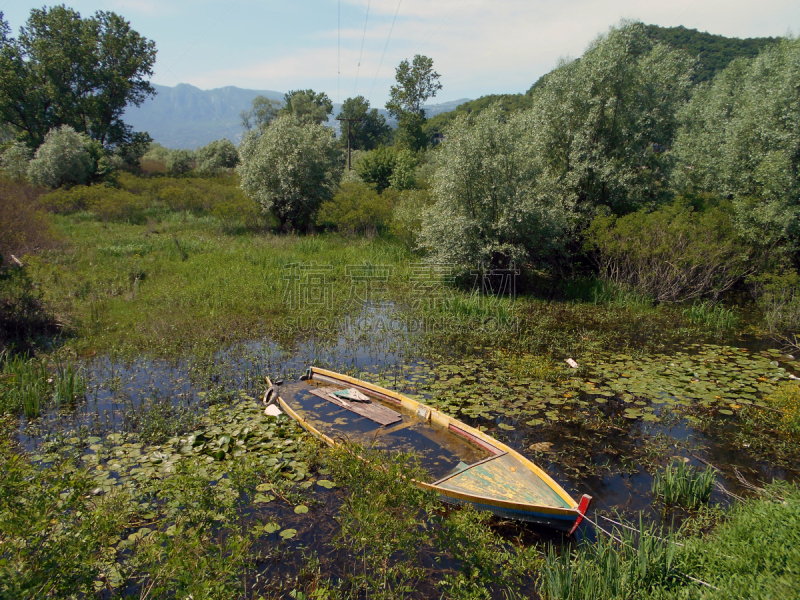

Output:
xmin=426 ymin=24 xmax=780 ymax=137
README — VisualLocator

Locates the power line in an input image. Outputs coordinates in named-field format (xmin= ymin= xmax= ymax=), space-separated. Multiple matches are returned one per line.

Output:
xmin=368 ymin=0 xmax=469 ymax=102
xmin=353 ymin=0 xmax=371 ymax=96
xmin=369 ymin=0 xmax=402 ymax=99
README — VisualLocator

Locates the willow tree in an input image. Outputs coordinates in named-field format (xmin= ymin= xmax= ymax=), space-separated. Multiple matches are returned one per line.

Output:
xmin=673 ymin=39 xmax=800 ymax=251
xmin=525 ymin=21 xmax=695 ymax=217
xmin=418 ymin=105 xmax=573 ymax=270
xmin=237 ymin=115 xmax=341 ymax=231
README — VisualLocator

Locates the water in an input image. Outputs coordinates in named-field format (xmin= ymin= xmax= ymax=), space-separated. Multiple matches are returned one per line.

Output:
xmin=13 ymin=302 xmax=800 ymax=595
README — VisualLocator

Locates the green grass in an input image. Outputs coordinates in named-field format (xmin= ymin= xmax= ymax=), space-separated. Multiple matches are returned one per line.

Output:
xmin=0 ymin=352 xmax=48 ymax=417
xmin=27 ymin=213 xmax=411 ymax=356
xmin=652 ymin=460 xmax=717 ymax=509
xmin=0 ymin=351 xmax=85 ymax=418
xmin=682 ymin=300 xmax=740 ymax=330
xmin=541 ymin=483 xmax=800 ymax=600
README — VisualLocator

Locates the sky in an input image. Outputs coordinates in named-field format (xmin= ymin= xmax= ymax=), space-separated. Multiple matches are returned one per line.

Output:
xmin=2 ymin=0 xmax=797 ymax=106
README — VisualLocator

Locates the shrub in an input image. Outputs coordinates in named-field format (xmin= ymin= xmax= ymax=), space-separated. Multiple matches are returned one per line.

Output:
xmin=390 ymin=189 xmax=430 ymax=247
xmin=41 ymin=185 xmax=146 ymax=223
xmin=237 ymin=115 xmax=340 ymax=231
xmin=27 ymin=126 xmax=94 ymax=188
xmin=0 ymin=179 xmax=51 ymax=263
xmin=354 ymin=146 xmax=396 ymax=192
xmin=316 ymin=181 xmax=394 ymax=235
xmin=165 ymin=149 xmax=195 ymax=175
xmin=194 ymin=139 xmax=239 ymax=177
xmin=586 ymin=200 xmax=754 ymax=303
xmin=747 ymin=270 xmax=800 ymax=333
xmin=0 ymin=142 xmax=32 ymax=181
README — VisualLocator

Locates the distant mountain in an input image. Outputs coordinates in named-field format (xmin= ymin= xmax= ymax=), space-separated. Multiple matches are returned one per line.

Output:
xmin=124 ymin=84 xmax=284 ymax=149
xmin=124 ymin=83 xmax=471 ymax=149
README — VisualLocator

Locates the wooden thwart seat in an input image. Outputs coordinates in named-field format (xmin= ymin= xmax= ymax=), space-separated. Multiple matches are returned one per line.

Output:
xmin=309 ymin=387 xmax=402 ymax=426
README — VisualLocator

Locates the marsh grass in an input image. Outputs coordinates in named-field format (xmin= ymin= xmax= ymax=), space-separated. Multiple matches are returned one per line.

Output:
xmin=541 ymin=517 xmax=678 ymax=600
xmin=682 ymin=299 xmax=740 ymax=330
xmin=52 ymin=359 xmax=86 ymax=408
xmin=0 ymin=352 xmax=86 ymax=417
xmin=652 ymin=460 xmax=716 ymax=509
xmin=326 ymin=443 xmax=541 ymax=599
xmin=0 ymin=352 xmax=48 ymax=417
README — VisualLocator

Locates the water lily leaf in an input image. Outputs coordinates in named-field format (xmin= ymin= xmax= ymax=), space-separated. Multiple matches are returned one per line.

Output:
xmin=317 ymin=479 xmax=335 ymax=489
xmin=294 ymin=505 xmax=309 ymax=514
xmin=279 ymin=528 xmax=297 ymax=539
xmin=497 ymin=423 xmax=515 ymax=431
xmin=718 ymin=409 xmax=734 ymax=415
xmin=255 ymin=483 xmax=273 ymax=492
xmin=264 ymin=523 xmax=280 ymax=534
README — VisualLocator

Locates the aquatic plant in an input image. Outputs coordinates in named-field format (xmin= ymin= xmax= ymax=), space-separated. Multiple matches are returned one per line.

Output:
xmin=541 ymin=517 xmax=678 ymax=600
xmin=0 ymin=352 xmax=48 ymax=417
xmin=652 ymin=459 xmax=716 ymax=509
xmin=682 ymin=299 xmax=740 ymax=330
xmin=52 ymin=360 xmax=86 ymax=408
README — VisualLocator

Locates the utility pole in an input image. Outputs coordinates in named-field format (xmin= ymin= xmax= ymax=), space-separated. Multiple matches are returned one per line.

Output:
xmin=336 ymin=116 xmax=362 ymax=171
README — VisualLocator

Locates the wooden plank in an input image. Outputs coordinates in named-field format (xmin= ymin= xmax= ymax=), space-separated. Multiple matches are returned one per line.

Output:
xmin=309 ymin=387 xmax=402 ymax=426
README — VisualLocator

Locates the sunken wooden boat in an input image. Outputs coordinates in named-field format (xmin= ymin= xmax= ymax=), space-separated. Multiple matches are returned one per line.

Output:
xmin=265 ymin=366 xmax=592 ymax=533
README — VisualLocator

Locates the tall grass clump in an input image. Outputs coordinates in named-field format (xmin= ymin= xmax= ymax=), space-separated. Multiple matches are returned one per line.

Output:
xmin=52 ymin=360 xmax=86 ymax=408
xmin=540 ymin=517 xmax=678 ymax=600
xmin=652 ymin=460 xmax=716 ymax=509
xmin=682 ymin=300 xmax=740 ymax=330
xmin=0 ymin=352 xmax=48 ymax=417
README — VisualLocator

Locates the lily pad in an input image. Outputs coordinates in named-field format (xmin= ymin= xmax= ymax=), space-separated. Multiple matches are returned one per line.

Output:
xmin=294 ymin=505 xmax=309 ymax=514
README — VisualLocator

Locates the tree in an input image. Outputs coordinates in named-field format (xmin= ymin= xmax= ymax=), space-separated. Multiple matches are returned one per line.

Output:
xmin=1 ymin=142 xmax=32 ymax=181
xmin=386 ymin=55 xmax=442 ymax=118
xmin=0 ymin=7 xmax=156 ymax=150
xmin=195 ymin=139 xmax=238 ymax=176
xmin=240 ymin=95 xmax=280 ymax=131
xmin=355 ymin=147 xmax=397 ymax=193
xmin=524 ymin=21 xmax=695 ymax=217
xmin=27 ymin=125 xmax=94 ymax=188
xmin=673 ymin=39 xmax=800 ymax=253
xmin=237 ymin=116 xmax=341 ymax=230
xmin=386 ymin=55 xmax=442 ymax=151
xmin=418 ymin=106 xmax=573 ymax=270
xmin=279 ymin=89 xmax=333 ymax=126
xmin=165 ymin=149 xmax=195 ymax=176
xmin=337 ymin=96 xmax=390 ymax=151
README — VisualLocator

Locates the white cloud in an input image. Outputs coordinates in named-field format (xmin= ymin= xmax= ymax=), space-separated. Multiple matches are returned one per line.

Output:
xmin=159 ymin=0 xmax=798 ymax=103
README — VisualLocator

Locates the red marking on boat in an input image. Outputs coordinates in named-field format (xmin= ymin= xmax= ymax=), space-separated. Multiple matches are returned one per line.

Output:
xmin=448 ymin=424 xmax=503 ymax=455
xmin=569 ymin=494 xmax=593 ymax=535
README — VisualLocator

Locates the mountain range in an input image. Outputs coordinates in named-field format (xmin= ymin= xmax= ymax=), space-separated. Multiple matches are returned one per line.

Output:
xmin=123 ymin=83 xmax=470 ymax=149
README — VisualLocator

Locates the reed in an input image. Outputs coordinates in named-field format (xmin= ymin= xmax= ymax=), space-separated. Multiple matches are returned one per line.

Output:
xmin=682 ymin=300 xmax=740 ymax=330
xmin=52 ymin=360 xmax=86 ymax=408
xmin=541 ymin=516 xmax=678 ymax=600
xmin=652 ymin=460 xmax=716 ymax=509
xmin=0 ymin=351 xmax=48 ymax=418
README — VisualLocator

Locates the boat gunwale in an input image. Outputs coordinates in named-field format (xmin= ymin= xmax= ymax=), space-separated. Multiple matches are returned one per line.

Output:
xmin=277 ymin=367 xmax=584 ymax=525
xmin=305 ymin=366 xmax=580 ymax=511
